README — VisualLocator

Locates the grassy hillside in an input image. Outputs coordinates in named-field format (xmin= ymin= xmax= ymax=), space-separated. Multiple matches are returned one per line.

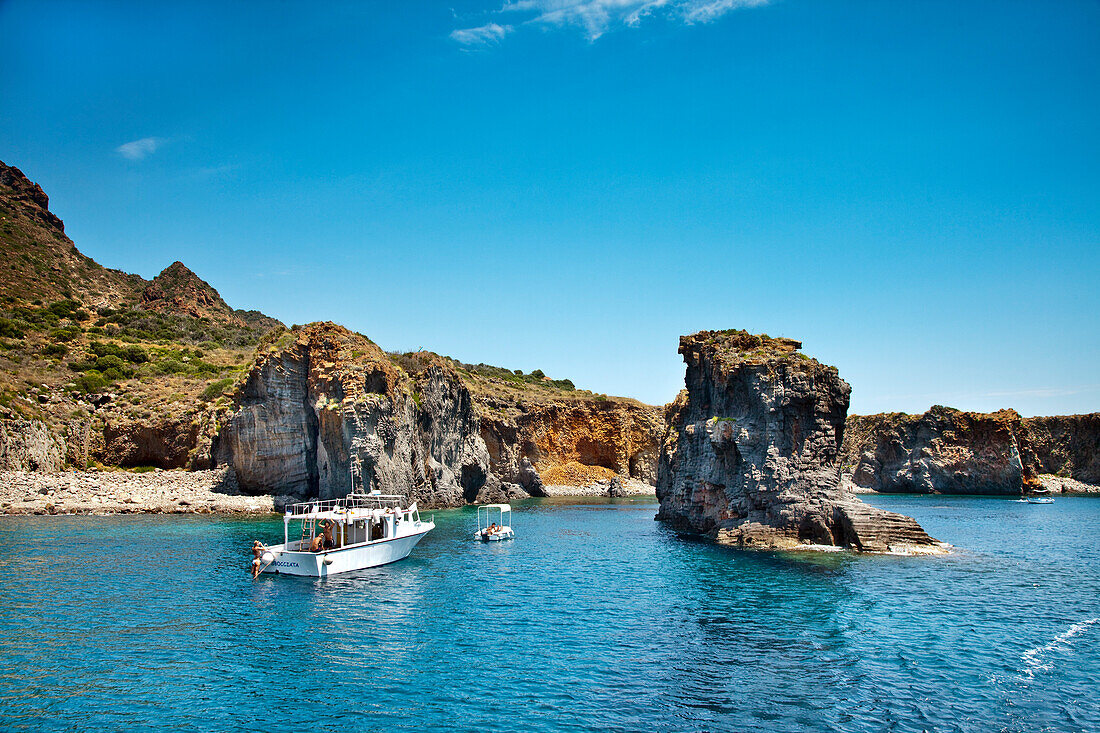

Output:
xmin=0 ymin=161 xmax=281 ymax=434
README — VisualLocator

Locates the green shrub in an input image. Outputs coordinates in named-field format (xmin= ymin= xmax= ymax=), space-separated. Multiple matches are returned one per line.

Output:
xmin=42 ymin=343 xmax=69 ymax=357
xmin=94 ymin=355 xmax=127 ymax=372
xmin=123 ymin=345 xmax=148 ymax=363
xmin=48 ymin=300 xmax=81 ymax=318
xmin=73 ymin=371 xmax=108 ymax=393
xmin=0 ymin=318 xmax=24 ymax=339
xmin=192 ymin=359 xmax=220 ymax=376
xmin=154 ymin=359 xmax=189 ymax=375
xmin=201 ymin=378 xmax=235 ymax=401
xmin=49 ymin=326 xmax=81 ymax=342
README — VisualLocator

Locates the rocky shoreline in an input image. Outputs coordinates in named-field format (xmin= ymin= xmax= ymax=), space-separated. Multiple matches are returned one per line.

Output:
xmin=541 ymin=478 xmax=656 ymax=497
xmin=0 ymin=468 xmax=657 ymax=516
xmin=844 ymin=473 xmax=1099 ymax=496
xmin=0 ymin=468 xmax=279 ymax=515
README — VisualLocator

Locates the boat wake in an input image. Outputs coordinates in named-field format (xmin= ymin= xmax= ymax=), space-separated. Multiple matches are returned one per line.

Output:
xmin=1020 ymin=617 xmax=1100 ymax=679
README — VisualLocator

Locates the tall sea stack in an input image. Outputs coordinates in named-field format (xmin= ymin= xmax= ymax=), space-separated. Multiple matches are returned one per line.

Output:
xmin=656 ymin=330 xmax=944 ymax=553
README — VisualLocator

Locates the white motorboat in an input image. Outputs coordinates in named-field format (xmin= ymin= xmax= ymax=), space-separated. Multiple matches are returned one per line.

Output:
xmin=253 ymin=493 xmax=434 ymax=577
xmin=474 ymin=503 xmax=515 ymax=542
xmin=1025 ymin=487 xmax=1055 ymax=504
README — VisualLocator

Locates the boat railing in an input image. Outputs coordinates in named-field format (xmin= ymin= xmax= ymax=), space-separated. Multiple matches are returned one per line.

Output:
xmin=285 ymin=493 xmax=409 ymax=517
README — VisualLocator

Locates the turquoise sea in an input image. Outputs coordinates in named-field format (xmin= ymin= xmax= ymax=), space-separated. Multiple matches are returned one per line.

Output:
xmin=0 ymin=495 xmax=1098 ymax=732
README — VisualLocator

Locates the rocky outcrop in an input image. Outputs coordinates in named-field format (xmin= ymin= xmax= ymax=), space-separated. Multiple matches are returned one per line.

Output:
xmin=0 ymin=160 xmax=147 ymax=307
xmin=140 ymin=261 xmax=282 ymax=331
xmin=0 ymin=419 xmax=66 ymax=472
xmin=0 ymin=163 xmax=64 ymax=232
xmin=141 ymin=261 xmax=234 ymax=320
xmin=656 ymin=330 xmax=942 ymax=553
xmin=214 ymin=323 xmax=501 ymax=507
xmin=479 ymin=400 xmax=664 ymax=488
xmin=1018 ymin=413 xmax=1100 ymax=486
xmin=841 ymin=408 xmax=1032 ymax=494
xmin=841 ymin=408 xmax=1100 ymax=494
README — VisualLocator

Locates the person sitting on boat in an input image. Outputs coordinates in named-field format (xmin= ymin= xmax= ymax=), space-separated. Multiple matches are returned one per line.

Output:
xmin=486 ymin=522 xmax=498 ymax=536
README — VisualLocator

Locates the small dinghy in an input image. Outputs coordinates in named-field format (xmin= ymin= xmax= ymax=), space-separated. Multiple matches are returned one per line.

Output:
xmin=1026 ymin=488 xmax=1054 ymax=504
xmin=474 ymin=503 xmax=515 ymax=542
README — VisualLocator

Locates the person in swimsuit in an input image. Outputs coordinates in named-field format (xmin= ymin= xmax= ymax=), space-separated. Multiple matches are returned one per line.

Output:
xmin=250 ymin=541 xmax=268 ymax=578
xmin=310 ymin=520 xmax=336 ymax=552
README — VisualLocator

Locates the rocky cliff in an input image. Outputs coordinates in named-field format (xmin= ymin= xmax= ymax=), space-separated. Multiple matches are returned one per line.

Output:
xmin=1018 ymin=413 xmax=1100 ymax=486
xmin=214 ymin=323 xmax=508 ymax=507
xmin=0 ymin=419 xmax=66 ymax=472
xmin=656 ymin=330 xmax=942 ymax=553
xmin=479 ymin=400 xmax=664 ymax=489
xmin=842 ymin=407 xmax=1100 ymax=494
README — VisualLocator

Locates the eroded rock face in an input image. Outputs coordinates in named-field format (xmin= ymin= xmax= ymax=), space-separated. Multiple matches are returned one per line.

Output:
xmin=841 ymin=408 xmax=1030 ymax=494
xmin=656 ymin=330 xmax=941 ymax=553
xmin=1019 ymin=413 xmax=1100 ymax=486
xmin=214 ymin=323 xmax=497 ymax=507
xmin=0 ymin=419 xmax=66 ymax=472
xmin=90 ymin=411 xmax=221 ymax=470
xmin=841 ymin=409 xmax=1100 ymax=494
xmin=480 ymin=401 xmax=664 ymax=487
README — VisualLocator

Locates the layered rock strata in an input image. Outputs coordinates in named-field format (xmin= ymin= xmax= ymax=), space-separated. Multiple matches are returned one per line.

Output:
xmin=214 ymin=323 xmax=502 ymax=507
xmin=841 ymin=408 xmax=1100 ymax=494
xmin=655 ymin=330 xmax=942 ymax=553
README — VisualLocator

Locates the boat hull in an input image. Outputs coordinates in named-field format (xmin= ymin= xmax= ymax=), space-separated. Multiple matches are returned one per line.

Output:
xmin=475 ymin=528 xmax=515 ymax=542
xmin=262 ymin=525 xmax=433 ymax=577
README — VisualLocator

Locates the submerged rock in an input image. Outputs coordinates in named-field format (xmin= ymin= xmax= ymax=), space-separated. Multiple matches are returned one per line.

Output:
xmin=655 ymin=330 xmax=943 ymax=553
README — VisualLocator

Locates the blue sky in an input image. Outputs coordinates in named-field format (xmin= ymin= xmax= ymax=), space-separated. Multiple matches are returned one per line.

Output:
xmin=2 ymin=0 xmax=1098 ymax=415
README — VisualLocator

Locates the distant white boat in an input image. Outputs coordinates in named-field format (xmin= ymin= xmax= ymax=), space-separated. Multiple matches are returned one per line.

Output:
xmin=254 ymin=493 xmax=434 ymax=577
xmin=474 ymin=503 xmax=515 ymax=542
xmin=1026 ymin=488 xmax=1054 ymax=504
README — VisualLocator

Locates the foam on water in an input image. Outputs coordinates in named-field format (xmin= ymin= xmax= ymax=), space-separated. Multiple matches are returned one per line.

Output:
xmin=1020 ymin=617 xmax=1100 ymax=679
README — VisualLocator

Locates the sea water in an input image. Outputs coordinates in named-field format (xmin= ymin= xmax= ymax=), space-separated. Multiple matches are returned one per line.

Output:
xmin=0 ymin=495 xmax=1097 ymax=732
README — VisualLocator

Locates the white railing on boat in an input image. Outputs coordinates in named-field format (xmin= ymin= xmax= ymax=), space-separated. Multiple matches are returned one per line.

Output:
xmin=285 ymin=493 xmax=408 ymax=516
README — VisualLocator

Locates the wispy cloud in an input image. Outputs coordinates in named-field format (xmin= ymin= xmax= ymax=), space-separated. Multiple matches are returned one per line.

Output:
xmin=452 ymin=0 xmax=769 ymax=44
xmin=116 ymin=137 xmax=164 ymax=161
xmin=450 ymin=22 xmax=513 ymax=47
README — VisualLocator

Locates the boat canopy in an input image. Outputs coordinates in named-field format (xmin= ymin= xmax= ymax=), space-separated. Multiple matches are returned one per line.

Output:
xmin=479 ymin=503 xmax=511 ymax=512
